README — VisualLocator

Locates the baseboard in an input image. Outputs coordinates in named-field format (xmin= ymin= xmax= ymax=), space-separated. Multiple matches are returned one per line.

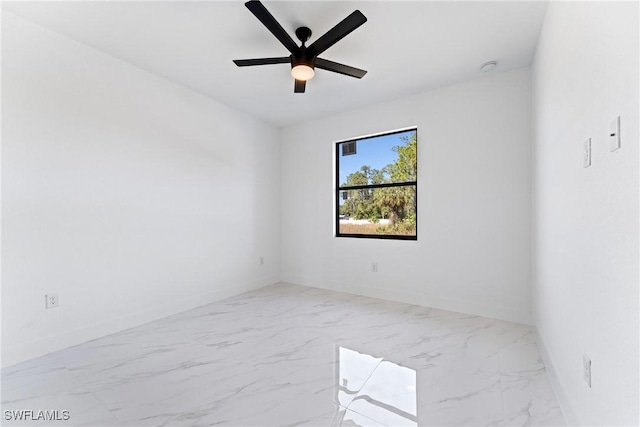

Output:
xmin=1 ymin=277 xmax=277 ymax=368
xmin=283 ymin=276 xmax=532 ymax=325
xmin=533 ymin=325 xmax=579 ymax=426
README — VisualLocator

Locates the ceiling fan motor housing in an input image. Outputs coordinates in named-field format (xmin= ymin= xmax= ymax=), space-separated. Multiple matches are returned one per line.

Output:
xmin=292 ymin=51 xmax=316 ymax=70
xmin=292 ymin=27 xmax=315 ymax=69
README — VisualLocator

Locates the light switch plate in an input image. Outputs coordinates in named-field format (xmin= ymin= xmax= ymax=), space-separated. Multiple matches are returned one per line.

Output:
xmin=610 ymin=116 xmax=621 ymax=152
xmin=583 ymin=354 xmax=592 ymax=388
xmin=583 ymin=138 xmax=591 ymax=168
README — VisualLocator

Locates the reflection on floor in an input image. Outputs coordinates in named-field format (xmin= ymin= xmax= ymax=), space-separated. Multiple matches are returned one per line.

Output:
xmin=1 ymin=283 xmax=565 ymax=426
xmin=337 ymin=347 xmax=417 ymax=426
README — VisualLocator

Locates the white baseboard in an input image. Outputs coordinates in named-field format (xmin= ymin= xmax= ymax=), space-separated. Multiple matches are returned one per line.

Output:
xmin=283 ymin=276 xmax=532 ymax=325
xmin=1 ymin=278 xmax=277 ymax=368
xmin=533 ymin=325 xmax=579 ymax=426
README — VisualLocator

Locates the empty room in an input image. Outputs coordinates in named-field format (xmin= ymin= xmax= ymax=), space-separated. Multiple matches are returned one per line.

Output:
xmin=1 ymin=1 xmax=638 ymax=426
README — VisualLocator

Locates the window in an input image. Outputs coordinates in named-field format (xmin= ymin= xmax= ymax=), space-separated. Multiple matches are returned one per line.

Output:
xmin=335 ymin=128 xmax=417 ymax=239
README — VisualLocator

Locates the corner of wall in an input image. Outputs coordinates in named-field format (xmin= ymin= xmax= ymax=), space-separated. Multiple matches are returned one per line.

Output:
xmin=532 ymin=324 xmax=579 ymax=425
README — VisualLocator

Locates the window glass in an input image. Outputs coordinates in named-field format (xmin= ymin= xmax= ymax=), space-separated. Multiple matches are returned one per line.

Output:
xmin=336 ymin=129 xmax=417 ymax=239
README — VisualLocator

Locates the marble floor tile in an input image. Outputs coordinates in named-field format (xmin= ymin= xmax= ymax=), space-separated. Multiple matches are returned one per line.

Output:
xmin=2 ymin=283 xmax=564 ymax=426
xmin=501 ymin=372 xmax=565 ymax=426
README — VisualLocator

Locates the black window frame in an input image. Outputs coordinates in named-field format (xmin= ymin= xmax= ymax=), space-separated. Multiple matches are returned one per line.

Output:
xmin=335 ymin=128 xmax=418 ymax=241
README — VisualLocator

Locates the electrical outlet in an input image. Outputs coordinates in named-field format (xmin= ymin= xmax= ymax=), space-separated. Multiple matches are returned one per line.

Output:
xmin=583 ymin=354 xmax=591 ymax=388
xmin=260 ymin=256 xmax=264 ymax=265
xmin=371 ymin=262 xmax=378 ymax=273
xmin=45 ymin=293 xmax=59 ymax=309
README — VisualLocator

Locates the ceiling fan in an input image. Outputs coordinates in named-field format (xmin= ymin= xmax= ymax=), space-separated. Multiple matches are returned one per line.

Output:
xmin=233 ymin=0 xmax=367 ymax=93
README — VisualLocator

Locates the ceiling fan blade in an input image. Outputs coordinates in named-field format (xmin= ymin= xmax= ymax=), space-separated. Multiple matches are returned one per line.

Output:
xmin=245 ymin=1 xmax=299 ymax=54
xmin=308 ymin=10 xmax=366 ymax=56
xmin=233 ymin=57 xmax=290 ymax=67
xmin=294 ymin=79 xmax=306 ymax=93
xmin=315 ymin=58 xmax=367 ymax=78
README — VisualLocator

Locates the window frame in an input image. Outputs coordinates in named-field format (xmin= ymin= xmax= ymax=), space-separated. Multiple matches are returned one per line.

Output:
xmin=335 ymin=127 xmax=418 ymax=241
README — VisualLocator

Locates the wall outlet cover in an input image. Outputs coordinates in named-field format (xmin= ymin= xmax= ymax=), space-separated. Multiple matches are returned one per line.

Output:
xmin=45 ymin=293 xmax=59 ymax=309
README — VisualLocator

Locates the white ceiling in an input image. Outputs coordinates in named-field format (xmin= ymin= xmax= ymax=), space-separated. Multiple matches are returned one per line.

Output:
xmin=2 ymin=1 xmax=548 ymax=127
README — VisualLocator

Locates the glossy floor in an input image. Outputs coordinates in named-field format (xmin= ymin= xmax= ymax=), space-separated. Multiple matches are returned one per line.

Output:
xmin=1 ymin=283 xmax=565 ymax=426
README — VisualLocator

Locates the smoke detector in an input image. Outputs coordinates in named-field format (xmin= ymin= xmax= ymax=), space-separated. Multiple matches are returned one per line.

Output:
xmin=480 ymin=61 xmax=498 ymax=73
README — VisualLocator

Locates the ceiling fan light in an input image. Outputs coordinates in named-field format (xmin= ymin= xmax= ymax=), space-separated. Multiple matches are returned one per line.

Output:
xmin=291 ymin=64 xmax=315 ymax=81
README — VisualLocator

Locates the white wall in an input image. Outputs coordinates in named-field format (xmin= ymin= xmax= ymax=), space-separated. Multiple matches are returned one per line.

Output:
xmin=1 ymin=12 xmax=281 ymax=368
xmin=280 ymin=67 xmax=533 ymax=324
xmin=532 ymin=2 xmax=639 ymax=425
